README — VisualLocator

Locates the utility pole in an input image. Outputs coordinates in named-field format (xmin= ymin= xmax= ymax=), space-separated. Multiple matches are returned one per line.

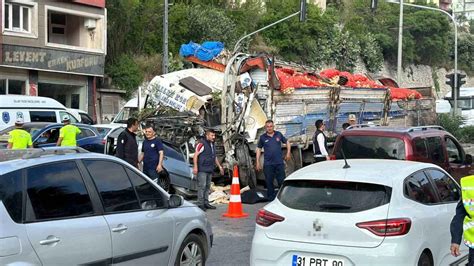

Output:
xmin=397 ymin=0 xmax=404 ymax=85
xmin=163 ymin=0 xmax=169 ymax=74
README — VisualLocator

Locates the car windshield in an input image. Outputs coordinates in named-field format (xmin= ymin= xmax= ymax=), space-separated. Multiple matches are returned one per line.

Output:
xmin=278 ymin=180 xmax=391 ymax=213
xmin=95 ymin=127 xmax=112 ymax=138
xmin=336 ymin=136 xmax=406 ymax=160
xmin=0 ymin=124 xmax=47 ymax=142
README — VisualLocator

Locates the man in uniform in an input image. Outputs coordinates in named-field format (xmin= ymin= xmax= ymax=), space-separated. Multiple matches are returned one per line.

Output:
xmin=57 ymin=115 xmax=81 ymax=147
xmin=7 ymin=117 xmax=33 ymax=149
xmin=256 ymin=120 xmax=291 ymax=200
xmin=193 ymin=129 xmax=224 ymax=211
xmin=451 ymin=175 xmax=474 ymax=264
xmin=139 ymin=124 xmax=164 ymax=182
xmin=116 ymin=118 xmax=139 ymax=168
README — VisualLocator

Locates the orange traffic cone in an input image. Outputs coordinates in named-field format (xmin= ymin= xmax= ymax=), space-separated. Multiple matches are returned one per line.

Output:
xmin=223 ymin=164 xmax=249 ymax=218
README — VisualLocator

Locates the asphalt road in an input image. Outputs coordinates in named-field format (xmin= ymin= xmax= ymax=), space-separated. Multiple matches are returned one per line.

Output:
xmin=205 ymin=202 xmax=267 ymax=266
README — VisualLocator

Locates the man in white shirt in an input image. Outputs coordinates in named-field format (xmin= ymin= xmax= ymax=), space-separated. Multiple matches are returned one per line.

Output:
xmin=313 ymin=119 xmax=330 ymax=163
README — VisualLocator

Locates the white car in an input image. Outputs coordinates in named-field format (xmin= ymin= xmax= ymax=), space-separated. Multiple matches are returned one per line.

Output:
xmin=250 ymin=159 xmax=468 ymax=266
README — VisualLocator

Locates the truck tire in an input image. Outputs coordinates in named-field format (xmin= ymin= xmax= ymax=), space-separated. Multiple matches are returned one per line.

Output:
xmin=235 ymin=143 xmax=257 ymax=189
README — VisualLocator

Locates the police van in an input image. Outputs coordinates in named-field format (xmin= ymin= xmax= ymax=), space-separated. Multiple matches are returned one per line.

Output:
xmin=0 ymin=95 xmax=81 ymax=131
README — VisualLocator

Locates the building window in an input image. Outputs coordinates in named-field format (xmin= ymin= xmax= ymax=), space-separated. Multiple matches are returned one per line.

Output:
xmin=0 ymin=79 xmax=25 ymax=95
xmin=48 ymin=13 xmax=66 ymax=44
xmin=4 ymin=2 xmax=31 ymax=33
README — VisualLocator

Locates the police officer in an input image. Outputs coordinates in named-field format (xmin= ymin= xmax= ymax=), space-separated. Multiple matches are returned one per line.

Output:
xmin=7 ymin=117 xmax=33 ymax=149
xmin=57 ymin=115 xmax=81 ymax=147
xmin=256 ymin=120 xmax=291 ymax=200
xmin=193 ymin=129 xmax=224 ymax=211
xmin=451 ymin=175 xmax=474 ymax=265
xmin=139 ymin=124 xmax=164 ymax=182
xmin=313 ymin=119 xmax=330 ymax=163
xmin=116 ymin=117 xmax=139 ymax=168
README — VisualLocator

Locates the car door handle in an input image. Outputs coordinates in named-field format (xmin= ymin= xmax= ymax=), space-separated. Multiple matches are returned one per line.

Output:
xmin=39 ymin=237 xmax=60 ymax=245
xmin=111 ymin=224 xmax=128 ymax=233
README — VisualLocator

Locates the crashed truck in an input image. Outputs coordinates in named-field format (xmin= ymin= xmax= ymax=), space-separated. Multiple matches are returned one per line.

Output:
xmin=142 ymin=54 xmax=436 ymax=188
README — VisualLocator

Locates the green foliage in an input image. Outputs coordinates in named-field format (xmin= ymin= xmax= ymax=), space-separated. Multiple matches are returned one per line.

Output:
xmin=438 ymin=113 xmax=464 ymax=139
xmin=458 ymin=33 xmax=474 ymax=74
xmin=342 ymin=0 xmax=452 ymax=68
xmin=331 ymin=31 xmax=361 ymax=71
xmin=459 ymin=126 xmax=474 ymax=143
xmin=106 ymin=54 xmax=144 ymax=100
xmin=360 ymin=33 xmax=384 ymax=73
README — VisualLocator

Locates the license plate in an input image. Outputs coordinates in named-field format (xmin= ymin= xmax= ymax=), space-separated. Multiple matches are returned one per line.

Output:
xmin=292 ymin=254 xmax=344 ymax=266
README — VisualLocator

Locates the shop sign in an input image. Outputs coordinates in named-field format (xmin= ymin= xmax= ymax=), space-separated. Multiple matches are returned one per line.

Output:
xmin=1 ymin=44 xmax=104 ymax=76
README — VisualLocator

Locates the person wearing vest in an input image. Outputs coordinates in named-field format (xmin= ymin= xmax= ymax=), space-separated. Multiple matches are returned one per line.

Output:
xmin=256 ymin=120 xmax=291 ymax=201
xmin=313 ymin=119 xmax=330 ymax=163
xmin=57 ymin=115 xmax=81 ymax=147
xmin=7 ymin=117 xmax=33 ymax=149
xmin=193 ymin=129 xmax=224 ymax=211
xmin=451 ymin=175 xmax=474 ymax=264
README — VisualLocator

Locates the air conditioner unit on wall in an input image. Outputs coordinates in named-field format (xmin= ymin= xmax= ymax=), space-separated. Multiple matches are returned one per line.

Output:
xmin=84 ymin=18 xmax=97 ymax=30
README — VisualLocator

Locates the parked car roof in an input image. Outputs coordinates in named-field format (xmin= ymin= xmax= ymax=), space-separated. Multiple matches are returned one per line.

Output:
xmin=286 ymin=159 xmax=441 ymax=186
xmin=0 ymin=148 xmax=116 ymax=175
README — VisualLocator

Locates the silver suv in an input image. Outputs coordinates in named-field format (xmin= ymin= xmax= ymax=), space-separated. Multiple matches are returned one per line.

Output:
xmin=0 ymin=147 xmax=212 ymax=265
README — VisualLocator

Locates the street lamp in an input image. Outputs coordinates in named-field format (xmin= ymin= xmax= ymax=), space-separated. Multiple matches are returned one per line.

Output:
xmin=387 ymin=1 xmax=459 ymax=115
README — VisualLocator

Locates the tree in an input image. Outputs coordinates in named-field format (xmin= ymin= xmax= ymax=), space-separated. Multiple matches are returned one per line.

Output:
xmin=106 ymin=55 xmax=144 ymax=99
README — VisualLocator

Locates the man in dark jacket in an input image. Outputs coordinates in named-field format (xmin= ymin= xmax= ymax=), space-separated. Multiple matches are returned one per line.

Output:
xmin=116 ymin=118 xmax=139 ymax=168
xmin=193 ymin=129 xmax=224 ymax=211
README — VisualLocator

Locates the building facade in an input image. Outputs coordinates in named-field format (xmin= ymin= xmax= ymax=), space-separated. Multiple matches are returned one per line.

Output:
xmin=0 ymin=0 xmax=106 ymax=118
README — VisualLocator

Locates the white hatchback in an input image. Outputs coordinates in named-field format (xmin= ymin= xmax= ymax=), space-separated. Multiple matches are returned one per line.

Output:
xmin=250 ymin=159 xmax=468 ymax=266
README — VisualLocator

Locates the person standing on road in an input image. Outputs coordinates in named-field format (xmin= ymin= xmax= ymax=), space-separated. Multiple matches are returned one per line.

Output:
xmin=256 ymin=120 xmax=291 ymax=201
xmin=56 ymin=115 xmax=81 ymax=147
xmin=313 ymin=119 xmax=330 ymax=163
xmin=7 ymin=117 xmax=33 ymax=149
xmin=116 ymin=118 xmax=139 ymax=168
xmin=450 ymin=175 xmax=474 ymax=265
xmin=193 ymin=129 xmax=224 ymax=211
xmin=139 ymin=124 xmax=164 ymax=182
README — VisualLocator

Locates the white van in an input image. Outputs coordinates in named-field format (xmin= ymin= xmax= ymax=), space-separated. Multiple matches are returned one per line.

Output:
xmin=111 ymin=97 xmax=146 ymax=124
xmin=442 ymin=87 xmax=474 ymax=126
xmin=0 ymin=95 xmax=80 ymax=131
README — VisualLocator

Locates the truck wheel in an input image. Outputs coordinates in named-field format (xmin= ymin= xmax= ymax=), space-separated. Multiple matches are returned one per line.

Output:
xmin=235 ymin=143 xmax=257 ymax=189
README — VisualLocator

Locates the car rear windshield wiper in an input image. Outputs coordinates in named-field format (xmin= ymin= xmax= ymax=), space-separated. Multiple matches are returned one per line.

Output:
xmin=317 ymin=203 xmax=352 ymax=209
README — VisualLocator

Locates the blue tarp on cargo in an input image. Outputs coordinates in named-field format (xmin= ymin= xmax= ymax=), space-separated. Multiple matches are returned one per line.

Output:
xmin=179 ymin=41 xmax=224 ymax=62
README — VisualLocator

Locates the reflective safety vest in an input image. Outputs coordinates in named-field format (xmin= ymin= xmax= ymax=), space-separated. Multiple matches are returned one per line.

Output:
xmin=461 ymin=175 xmax=474 ymax=248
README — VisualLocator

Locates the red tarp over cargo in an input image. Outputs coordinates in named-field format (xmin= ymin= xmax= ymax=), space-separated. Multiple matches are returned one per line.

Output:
xmin=275 ymin=67 xmax=422 ymax=100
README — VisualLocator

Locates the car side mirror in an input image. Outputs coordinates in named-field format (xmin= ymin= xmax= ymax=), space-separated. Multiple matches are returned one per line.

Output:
xmin=465 ymin=154 xmax=473 ymax=165
xmin=168 ymin=194 xmax=183 ymax=208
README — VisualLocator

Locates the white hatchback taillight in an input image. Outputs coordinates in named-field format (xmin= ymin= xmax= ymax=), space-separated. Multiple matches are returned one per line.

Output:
xmin=256 ymin=209 xmax=285 ymax=227
xmin=356 ymin=218 xmax=411 ymax=236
